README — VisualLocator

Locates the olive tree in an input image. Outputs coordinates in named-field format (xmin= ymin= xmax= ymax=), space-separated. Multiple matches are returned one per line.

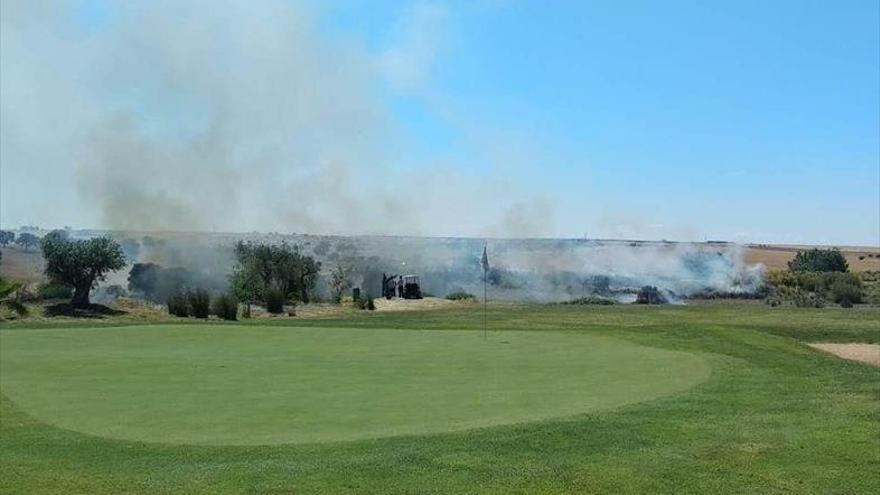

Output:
xmin=0 ymin=230 xmax=14 ymax=246
xmin=15 ymin=232 xmax=40 ymax=252
xmin=41 ymin=231 xmax=126 ymax=307
xmin=230 ymin=241 xmax=321 ymax=308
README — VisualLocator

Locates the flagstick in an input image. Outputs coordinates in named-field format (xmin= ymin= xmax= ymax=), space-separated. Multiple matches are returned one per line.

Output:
xmin=483 ymin=268 xmax=487 ymax=341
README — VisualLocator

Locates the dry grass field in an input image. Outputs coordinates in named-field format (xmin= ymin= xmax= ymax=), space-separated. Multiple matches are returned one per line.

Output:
xmin=745 ymin=244 xmax=880 ymax=272
xmin=0 ymin=247 xmax=45 ymax=283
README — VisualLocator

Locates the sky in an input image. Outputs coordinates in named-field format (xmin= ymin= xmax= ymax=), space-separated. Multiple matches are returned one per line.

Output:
xmin=1 ymin=0 xmax=878 ymax=245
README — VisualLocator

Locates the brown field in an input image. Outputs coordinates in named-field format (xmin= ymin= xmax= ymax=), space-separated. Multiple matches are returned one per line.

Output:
xmin=745 ymin=245 xmax=880 ymax=272
xmin=0 ymin=247 xmax=45 ymax=283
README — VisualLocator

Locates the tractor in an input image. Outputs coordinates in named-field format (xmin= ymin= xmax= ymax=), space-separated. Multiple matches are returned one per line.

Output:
xmin=382 ymin=273 xmax=423 ymax=299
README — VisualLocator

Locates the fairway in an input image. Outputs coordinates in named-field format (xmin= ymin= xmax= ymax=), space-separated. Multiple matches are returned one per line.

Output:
xmin=0 ymin=325 xmax=709 ymax=445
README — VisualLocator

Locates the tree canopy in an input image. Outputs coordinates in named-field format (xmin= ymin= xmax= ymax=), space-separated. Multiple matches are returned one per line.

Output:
xmin=15 ymin=232 xmax=40 ymax=251
xmin=41 ymin=231 xmax=126 ymax=307
xmin=0 ymin=230 xmax=14 ymax=246
xmin=788 ymin=248 xmax=849 ymax=273
xmin=230 ymin=241 xmax=320 ymax=306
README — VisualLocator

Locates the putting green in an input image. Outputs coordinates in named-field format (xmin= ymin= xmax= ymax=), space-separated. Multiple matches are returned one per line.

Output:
xmin=0 ymin=325 xmax=710 ymax=445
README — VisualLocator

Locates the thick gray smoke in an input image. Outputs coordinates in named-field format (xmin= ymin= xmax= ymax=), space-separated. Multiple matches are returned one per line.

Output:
xmin=101 ymin=232 xmax=763 ymax=303
xmin=0 ymin=0 xmax=552 ymax=238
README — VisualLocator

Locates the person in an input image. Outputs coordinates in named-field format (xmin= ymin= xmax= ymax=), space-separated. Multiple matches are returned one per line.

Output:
xmin=397 ymin=276 xmax=404 ymax=298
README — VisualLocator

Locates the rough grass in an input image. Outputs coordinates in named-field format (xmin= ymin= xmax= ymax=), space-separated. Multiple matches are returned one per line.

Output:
xmin=1 ymin=302 xmax=878 ymax=494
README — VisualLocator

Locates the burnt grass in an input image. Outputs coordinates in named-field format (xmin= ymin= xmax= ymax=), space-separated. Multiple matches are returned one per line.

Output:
xmin=43 ymin=303 xmax=126 ymax=318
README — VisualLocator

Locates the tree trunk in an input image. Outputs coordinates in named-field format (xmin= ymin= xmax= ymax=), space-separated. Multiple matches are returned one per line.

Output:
xmin=71 ymin=285 xmax=90 ymax=308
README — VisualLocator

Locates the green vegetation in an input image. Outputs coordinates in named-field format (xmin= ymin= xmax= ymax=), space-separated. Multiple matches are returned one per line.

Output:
xmin=230 ymin=241 xmax=321 ymax=307
xmin=788 ymin=247 xmax=849 ymax=272
xmin=329 ymin=264 xmax=352 ymax=304
xmin=37 ymin=282 xmax=73 ymax=300
xmin=0 ymin=326 xmax=708 ymax=445
xmin=561 ymin=295 xmax=616 ymax=305
xmin=445 ymin=291 xmax=477 ymax=301
xmin=0 ymin=277 xmax=27 ymax=316
xmin=766 ymin=270 xmax=864 ymax=307
xmin=166 ymin=292 xmax=190 ymax=317
xmin=40 ymin=231 xmax=125 ymax=307
xmin=1 ymin=303 xmax=878 ymax=493
xmin=353 ymin=295 xmax=376 ymax=310
xmin=0 ymin=230 xmax=14 ymax=246
xmin=14 ymin=232 xmax=40 ymax=252
xmin=187 ymin=289 xmax=210 ymax=319
xmin=211 ymin=294 xmax=239 ymax=321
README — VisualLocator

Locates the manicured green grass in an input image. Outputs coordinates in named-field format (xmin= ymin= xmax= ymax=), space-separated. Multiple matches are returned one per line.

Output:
xmin=1 ymin=303 xmax=878 ymax=494
xmin=0 ymin=326 xmax=708 ymax=445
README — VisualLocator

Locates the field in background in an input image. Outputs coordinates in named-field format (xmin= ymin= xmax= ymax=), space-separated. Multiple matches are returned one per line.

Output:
xmin=1 ymin=303 xmax=878 ymax=494
xmin=746 ymin=244 xmax=880 ymax=272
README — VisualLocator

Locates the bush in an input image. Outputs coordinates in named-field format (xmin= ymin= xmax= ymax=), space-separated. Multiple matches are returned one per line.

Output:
xmin=167 ymin=292 xmax=189 ymax=317
xmin=791 ymin=288 xmax=825 ymax=308
xmin=38 ymin=283 xmax=73 ymax=300
xmin=830 ymin=281 xmax=863 ymax=305
xmin=635 ymin=286 xmax=668 ymax=304
xmin=211 ymin=294 xmax=239 ymax=321
xmin=561 ymin=296 xmax=616 ymax=305
xmin=354 ymin=296 xmax=377 ymax=311
xmin=187 ymin=289 xmax=211 ymax=319
xmin=788 ymin=248 xmax=848 ymax=273
xmin=764 ymin=295 xmax=783 ymax=307
xmin=265 ymin=288 xmax=286 ymax=314
xmin=446 ymin=291 xmax=476 ymax=301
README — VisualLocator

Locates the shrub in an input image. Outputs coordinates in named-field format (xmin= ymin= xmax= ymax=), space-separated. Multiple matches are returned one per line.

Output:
xmin=354 ymin=296 xmax=377 ymax=311
xmin=38 ymin=283 xmax=73 ymax=300
xmin=446 ymin=291 xmax=476 ymax=301
xmin=788 ymin=248 xmax=848 ymax=273
xmin=265 ymin=288 xmax=285 ymax=314
xmin=765 ymin=270 xmax=796 ymax=288
xmin=635 ymin=286 xmax=668 ymax=304
xmin=562 ymin=296 xmax=616 ymax=305
xmin=211 ymin=294 xmax=239 ymax=321
xmin=187 ymin=289 xmax=211 ymax=319
xmin=167 ymin=292 xmax=189 ymax=317
xmin=790 ymin=288 xmax=825 ymax=308
xmin=840 ymin=299 xmax=854 ymax=308
xmin=830 ymin=281 xmax=863 ymax=305
xmin=764 ymin=295 xmax=783 ymax=307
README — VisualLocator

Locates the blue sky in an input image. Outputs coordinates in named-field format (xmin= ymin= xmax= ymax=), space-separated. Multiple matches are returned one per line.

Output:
xmin=322 ymin=0 xmax=880 ymax=244
xmin=2 ymin=0 xmax=878 ymax=244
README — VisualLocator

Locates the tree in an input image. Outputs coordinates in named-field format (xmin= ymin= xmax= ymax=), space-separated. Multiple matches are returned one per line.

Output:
xmin=41 ymin=231 xmax=126 ymax=307
xmin=15 ymin=232 xmax=40 ymax=252
xmin=0 ymin=230 xmax=14 ymax=246
xmin=788 ymin=248 xmax=848 ymax=273
xmin=329 ymin=264 xmax=352 ymax=304
xmin=230 ymin=241 xmax=321 ymax=307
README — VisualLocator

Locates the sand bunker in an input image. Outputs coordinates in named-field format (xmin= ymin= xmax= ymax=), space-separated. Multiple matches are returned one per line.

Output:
xmin=808 ymin=343 xmax=880 ymax=367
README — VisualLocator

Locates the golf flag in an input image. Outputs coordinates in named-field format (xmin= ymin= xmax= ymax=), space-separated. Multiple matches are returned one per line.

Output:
xmin=481 ymin=245 xmax=489 ymax=340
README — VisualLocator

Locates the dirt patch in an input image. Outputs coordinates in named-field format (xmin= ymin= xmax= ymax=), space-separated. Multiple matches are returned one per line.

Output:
xmin=808 ymin=343 xmax=880 ymax=367
xmin=373 ymin=297 xmax=474 ymax=312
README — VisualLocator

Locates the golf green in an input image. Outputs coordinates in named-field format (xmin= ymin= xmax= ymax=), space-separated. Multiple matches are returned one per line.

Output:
xmin=0 ymin=325 xmax=710 ymax=445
